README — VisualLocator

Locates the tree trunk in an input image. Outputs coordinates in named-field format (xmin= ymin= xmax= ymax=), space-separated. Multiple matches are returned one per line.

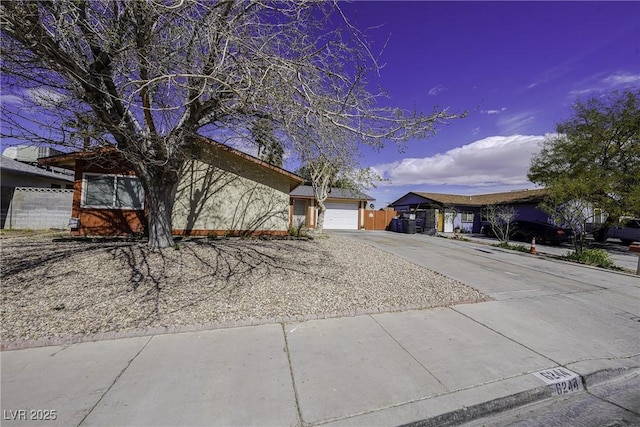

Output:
xmin=316 ymin=201 xmax=326 ymax=233
xmin=139 ymin=164 xmax=181 ymax=249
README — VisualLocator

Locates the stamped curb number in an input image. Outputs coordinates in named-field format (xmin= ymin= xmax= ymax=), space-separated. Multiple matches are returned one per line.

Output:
xmin=533 ymin=367 xmax=583 ymax=396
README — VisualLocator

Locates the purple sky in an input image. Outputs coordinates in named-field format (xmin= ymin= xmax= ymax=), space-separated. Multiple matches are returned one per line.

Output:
xmin=2 ymin=2 xmax=638 ymax=209
xmin=333 ymin=1 xmax=640 ymax=207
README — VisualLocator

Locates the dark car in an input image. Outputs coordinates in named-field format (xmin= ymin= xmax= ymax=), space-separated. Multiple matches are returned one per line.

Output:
xmin=594 ymin=218 xmax=640 ymax=245
xmin=482 ymin=220 xmax=573 ymax=245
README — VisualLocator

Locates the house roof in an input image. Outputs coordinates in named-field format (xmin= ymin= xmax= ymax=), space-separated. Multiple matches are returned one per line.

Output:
xmin=198 ymin=137 xmax=304 ymax=191
xmin=39 ymin=139 xmax=305 ymax=191
xmin=393 ymin=189 xmax=548 ymax=207
xmin=290 ymin=185 xmax=374 ymax=201
xmin=1 ymin=155 xmax=74 ymax=182
xmin=37 ymin=146 xmax=119 ymax=169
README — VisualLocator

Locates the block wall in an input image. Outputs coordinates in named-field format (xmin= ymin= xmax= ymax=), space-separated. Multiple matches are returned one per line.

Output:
xmin=3 ymin=187 xmax=73 ymax=229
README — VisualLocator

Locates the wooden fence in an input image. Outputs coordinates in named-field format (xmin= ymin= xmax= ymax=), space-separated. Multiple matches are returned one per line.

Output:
xmin=363 ymin=209 xmax=397 ymax=231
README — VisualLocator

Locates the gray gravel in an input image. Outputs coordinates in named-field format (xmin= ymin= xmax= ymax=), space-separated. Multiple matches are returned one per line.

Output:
xmin=1 ymin=232 xmax=489 ymax=345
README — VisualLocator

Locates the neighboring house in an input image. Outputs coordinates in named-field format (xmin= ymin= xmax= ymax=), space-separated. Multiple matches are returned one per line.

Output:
xmin=390 ymin=189 xmax=549 ymax=233
xmin=289 ymin=185 xmax=374 ymax=230
xmin=39 ymin=139 xmax=304 ymax=236
xmin=1 ymin=155 xmax=75 ymax=229
xmin=1 ymin=154 xmax=74 ymax=189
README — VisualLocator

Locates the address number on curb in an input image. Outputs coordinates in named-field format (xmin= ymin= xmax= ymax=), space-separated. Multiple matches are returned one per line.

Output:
xmin=533 ymin=367 xmax=583 ymax=396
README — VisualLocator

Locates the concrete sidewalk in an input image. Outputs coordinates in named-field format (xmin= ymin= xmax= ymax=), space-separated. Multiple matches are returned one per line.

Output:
xmin=2 ymin=306 xmax=639 ymax=426
xmin=2 ymin=232 xmax=640 ymax=426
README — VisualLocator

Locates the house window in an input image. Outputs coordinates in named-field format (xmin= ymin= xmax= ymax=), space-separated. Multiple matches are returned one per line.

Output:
xmin=461 ymin=212 xmax=474 ymax=223
xmin=593 ymin=209 xmax=602 ymax=225
xmin=82 ymin=173 xmax=144 ymax=209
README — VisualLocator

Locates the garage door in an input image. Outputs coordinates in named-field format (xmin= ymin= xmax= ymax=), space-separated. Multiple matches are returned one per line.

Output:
xmin=324 ymin=202 xmax=358 ymax=230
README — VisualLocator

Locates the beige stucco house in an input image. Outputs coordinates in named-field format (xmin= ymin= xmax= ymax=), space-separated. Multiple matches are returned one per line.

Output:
xmin=40 ymin=139 xmax=304 ymax=236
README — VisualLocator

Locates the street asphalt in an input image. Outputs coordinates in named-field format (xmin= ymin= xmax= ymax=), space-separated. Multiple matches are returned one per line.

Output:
xmin=1 ymin=231 xmax=639 ymax=426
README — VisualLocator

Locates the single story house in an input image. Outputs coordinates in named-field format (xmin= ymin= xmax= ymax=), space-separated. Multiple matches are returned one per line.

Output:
xmin=39 ymin=139 xmax=304 ymax=236
xmin=390 ymin=189 xmax=550 ymax=233
xmin=290 ymin=185 xmax=374 ymax=230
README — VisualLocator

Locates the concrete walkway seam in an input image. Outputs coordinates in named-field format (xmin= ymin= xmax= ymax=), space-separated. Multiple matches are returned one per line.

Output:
xmin=281 ymin=322 xmax=304 ymax=427
xmin=449 ymin=306 xmax=563 ymax=367
xmin=76 ymin=336 xmax=154 ymax=427
xmin=369 ymin=314 xmax=449 ymax=392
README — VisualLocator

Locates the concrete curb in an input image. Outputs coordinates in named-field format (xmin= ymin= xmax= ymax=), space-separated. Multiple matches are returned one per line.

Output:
xmin=399 ymin=365 xmax=640 ymax=427
xmin=400 ymin=386 xmax=551 ymax=427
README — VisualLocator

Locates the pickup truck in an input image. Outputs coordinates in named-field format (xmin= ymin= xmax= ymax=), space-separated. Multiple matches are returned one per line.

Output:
xmin=594 ymin=218 xmax=640 ymax=245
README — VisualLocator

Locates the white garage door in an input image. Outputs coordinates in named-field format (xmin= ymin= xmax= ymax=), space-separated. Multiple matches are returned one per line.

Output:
xmin=324 ymin=202 xmax=359 ymax=230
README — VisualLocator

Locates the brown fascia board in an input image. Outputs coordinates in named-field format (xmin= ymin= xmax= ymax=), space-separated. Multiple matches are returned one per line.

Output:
xmin=196 ymin=137 xmax=304 ymax=191
xmin=38 ymin=146 xmax=117 ymax=170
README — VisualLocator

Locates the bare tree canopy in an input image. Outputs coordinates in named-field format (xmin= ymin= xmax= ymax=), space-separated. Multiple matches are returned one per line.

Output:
xmin=483 ymin=204 xmax=516 ymax=243
xmin=2 ymin=0 xmax=462 ymax=248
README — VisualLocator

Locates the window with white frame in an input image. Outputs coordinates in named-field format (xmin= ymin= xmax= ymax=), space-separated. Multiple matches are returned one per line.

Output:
xmin=82 ymin=173 xmax=144 ymax=209
xmin=461 ymin=211 xmax=474 ymax=223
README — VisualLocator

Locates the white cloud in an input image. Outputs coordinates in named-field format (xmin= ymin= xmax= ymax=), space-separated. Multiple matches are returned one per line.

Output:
xmin=371 ymin=134 xmax=548 ymax=187
xmin=601 ymin=73 xmax=640 ymax=86
xmin=495 ymin=111 xmax=537 ymax=134
xmin=0 ymin=94 xmax=24 ymax=106
xmin=481 ymin=107 xmax=506 ymax=115
xmin=428 ymin=84 xmax=447 ymax=96
xmin=27 ymin=87 xmax=67 ymax=107
xmin=568 ymin=72 xmax=640 ymax=98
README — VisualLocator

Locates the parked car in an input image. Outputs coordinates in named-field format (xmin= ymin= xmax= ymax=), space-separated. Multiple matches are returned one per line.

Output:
xmin=594 ymin=218 xmax=640 ymax=245
xmin=481 ymin=220 xmax=573 ymax=245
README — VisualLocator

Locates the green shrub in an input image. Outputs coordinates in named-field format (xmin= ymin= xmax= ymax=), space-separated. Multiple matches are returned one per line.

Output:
xmin=564 ymin=249 xmax=615 ymax=269
xmin=495 ymin=242 xmax=530 ymax=253
xmin=288 ymin=223 xmax=310 ymax=238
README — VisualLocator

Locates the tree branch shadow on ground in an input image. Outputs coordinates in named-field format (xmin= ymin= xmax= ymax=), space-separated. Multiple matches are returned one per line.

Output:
xmin=1 ymin=235 xmax=334 ymax=327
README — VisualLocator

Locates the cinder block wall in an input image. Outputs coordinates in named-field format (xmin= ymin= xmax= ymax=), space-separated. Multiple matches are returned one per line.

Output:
xmin=4 ymin=187 xmax=73 ymax=229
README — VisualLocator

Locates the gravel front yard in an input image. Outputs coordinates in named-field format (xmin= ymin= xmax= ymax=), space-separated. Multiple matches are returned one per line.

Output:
xmin=1 ymin=232 xmax=489 ymax=346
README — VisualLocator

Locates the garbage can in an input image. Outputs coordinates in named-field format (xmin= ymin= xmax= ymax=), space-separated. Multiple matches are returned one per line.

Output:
xmin=403 ymin=219 xmax=416 ymax=234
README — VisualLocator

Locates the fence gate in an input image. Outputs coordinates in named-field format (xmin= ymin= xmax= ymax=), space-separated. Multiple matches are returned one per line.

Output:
xmin=364 ymin=209 xmax=397 ymax=230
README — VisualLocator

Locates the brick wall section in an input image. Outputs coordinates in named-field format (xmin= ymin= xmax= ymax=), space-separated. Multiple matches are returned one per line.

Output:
xmin=4 ymin=187 xmax=73 ymax=229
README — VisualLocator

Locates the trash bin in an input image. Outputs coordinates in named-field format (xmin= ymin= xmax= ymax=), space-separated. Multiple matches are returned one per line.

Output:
xmin=403 ymin=219 xmax=416 ymax=234
xmin=396 ymin=218 xmax=404 ymax=233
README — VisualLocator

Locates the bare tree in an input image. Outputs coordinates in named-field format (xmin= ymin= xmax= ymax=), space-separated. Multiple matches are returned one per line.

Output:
xmin=484 ymin=205 xmax=516 ymax=243
xmin=540 ymin=198 xmax=592 ymax=253
xmin=2 ymin=1 xmax=462 ymax=248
